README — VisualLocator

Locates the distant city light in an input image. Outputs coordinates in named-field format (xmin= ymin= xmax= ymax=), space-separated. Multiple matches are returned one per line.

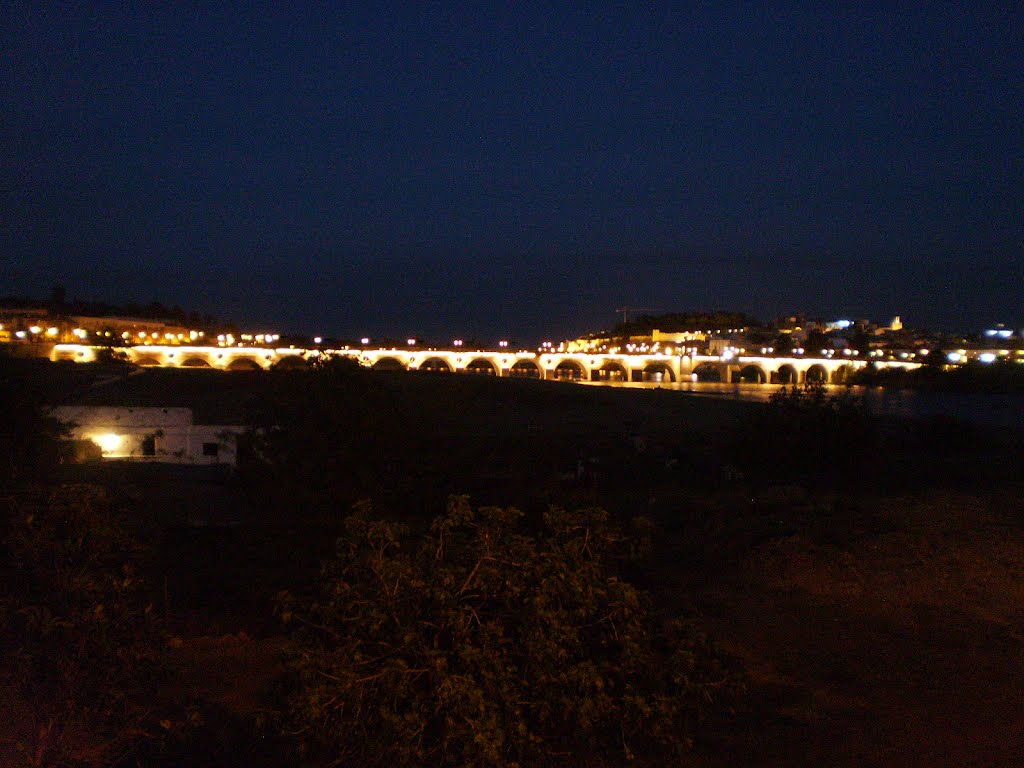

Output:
xmin=314 ymin=337 xmax=323 ymax=344
xmin=29 ymin=325 xmax=41 ymax=334
xmin=407 ymin=338 xmax=416 ymax=345
xmin=979 ymin=353 xmax=997 ymax=363
xmin=361 ymin=337 xmax=370 ymax=345
xmin=947 ymin=352 xmax=962 ymax=363
xmin=499 ymin=340 xmax=509 ymax=348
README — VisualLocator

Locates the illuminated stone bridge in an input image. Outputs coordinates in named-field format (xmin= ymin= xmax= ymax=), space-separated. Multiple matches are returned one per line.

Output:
xmin=52 ymin=343 xmax=918 ymax=384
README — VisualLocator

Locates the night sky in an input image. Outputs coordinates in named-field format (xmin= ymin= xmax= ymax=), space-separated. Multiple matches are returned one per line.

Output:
xmin=2 ymin=3 xmax=1021 ymax=343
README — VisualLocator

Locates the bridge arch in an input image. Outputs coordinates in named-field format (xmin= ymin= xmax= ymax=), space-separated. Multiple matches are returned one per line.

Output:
xmin=554 ymin=359 xmax=586 ymax=381
xmin=805 ymin=364 xmax=828 ymax=384
xmin=693 ymin=362 xmax=722 ymax=382
xmin=465 ymin=358 xmax=498 ymax=376
xmin=773 ymin=364 xmax=798 ymax=384
xmin=371 ymin=356 xmax=407 ymax=372
xmin=831 ymin=364 xmax=854 ymax=384
xmin=594 ymin=360 xmax=628 ymax=381
xmin=227 ymin=357 xmax=262 ymax=371
xmin=417 ymin=356 xmax=453 ymax=373
xmin=180 ymin=356 xmax=212 ymax=368
xmin=736 ymin=364 xmax=767 ymax=384
xmin=509 ymin=359 xmax=541 ymax=378
xmin=272 ymin=355 xmax=308 ymax=371
xmin=642 ymin=362 xmax=675 ymax=383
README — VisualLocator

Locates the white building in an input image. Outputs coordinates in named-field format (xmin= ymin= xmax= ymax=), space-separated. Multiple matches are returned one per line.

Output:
xmin=50 ymin=406 xmax=244 ymax=466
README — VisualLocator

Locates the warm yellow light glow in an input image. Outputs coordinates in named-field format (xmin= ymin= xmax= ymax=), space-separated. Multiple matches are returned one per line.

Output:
xmin=29 ymin=325 xmax=41 ymax=334
xmin=92 ymin=433 xmax=123 ymax=454
xmin=73 ymin=328 xmax=88 ymax=339
xmin=46 ymin=327 xmax=58 ymax=337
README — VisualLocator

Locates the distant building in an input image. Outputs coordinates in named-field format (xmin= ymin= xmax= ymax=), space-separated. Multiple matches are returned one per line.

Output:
xmin=0 ymin=301 xmax=219 ymax=347
xmin=49 ymin=405 xmax=244 ymax=466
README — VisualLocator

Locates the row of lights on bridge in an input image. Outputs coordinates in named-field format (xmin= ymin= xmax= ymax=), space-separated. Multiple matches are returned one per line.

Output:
xmin=311 ymin=337 xmax=512 ymax=349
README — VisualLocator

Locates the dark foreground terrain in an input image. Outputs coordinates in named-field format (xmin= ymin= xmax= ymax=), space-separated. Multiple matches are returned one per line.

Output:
xmin=2 ymin=360 xmax=1023 ymax=766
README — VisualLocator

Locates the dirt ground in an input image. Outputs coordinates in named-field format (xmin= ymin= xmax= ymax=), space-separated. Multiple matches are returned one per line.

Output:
xmin=693 ymin=488 xmax=1024 ymax=767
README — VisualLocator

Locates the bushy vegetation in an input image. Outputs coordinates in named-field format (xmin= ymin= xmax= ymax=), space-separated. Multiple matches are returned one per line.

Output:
xmin=276 ymin=497 xmax=741 ymax=767
xmin=732 ymin=382 xmax=877 ymax=491
xmin=0 ymin=485 xmax=179 ymax=766
xmin=0 ymin=355 xmax=69 ymax=489
xmin=0 ymin=355 xmax=188 ymax=765
xmin=850 ymin=359 xmax=1024 ymax=392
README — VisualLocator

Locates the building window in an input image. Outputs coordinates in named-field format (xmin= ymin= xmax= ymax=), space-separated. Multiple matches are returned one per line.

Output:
xmin=202 ymin=442 xmax=219 ymax=458
xmin=141 ymin=436 xmax=156 ymax=456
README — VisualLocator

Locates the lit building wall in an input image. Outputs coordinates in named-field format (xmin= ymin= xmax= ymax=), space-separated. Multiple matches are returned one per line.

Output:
xmin=49 ymin=406 xmax=243 ymax=466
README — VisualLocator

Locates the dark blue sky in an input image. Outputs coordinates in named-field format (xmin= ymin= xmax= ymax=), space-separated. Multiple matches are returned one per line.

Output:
xmin=2 ymin=3 xmax=1021 ymax=342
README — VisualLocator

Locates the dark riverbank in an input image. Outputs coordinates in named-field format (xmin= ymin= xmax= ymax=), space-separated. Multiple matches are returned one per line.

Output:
xmin=3 ymin=360 xmax=1024 ymax=766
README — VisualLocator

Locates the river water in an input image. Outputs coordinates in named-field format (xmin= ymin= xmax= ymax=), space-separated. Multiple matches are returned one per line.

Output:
xmin=577 ymin=380 xmax=1024 ymax=429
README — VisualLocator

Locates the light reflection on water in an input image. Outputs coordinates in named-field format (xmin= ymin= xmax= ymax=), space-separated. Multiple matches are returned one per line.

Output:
xmin=576 ymin=380 xmax=1024 ymax=428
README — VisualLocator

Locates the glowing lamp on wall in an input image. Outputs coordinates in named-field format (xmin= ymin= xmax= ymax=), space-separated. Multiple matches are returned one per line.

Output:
xmin=92 ymin=434 xmax=123 ymax=455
